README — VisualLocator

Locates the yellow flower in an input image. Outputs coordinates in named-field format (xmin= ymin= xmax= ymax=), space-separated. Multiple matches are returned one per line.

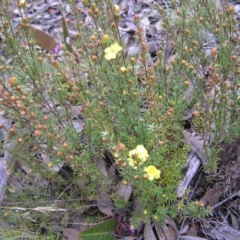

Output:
xmin=104 ymin=42 xmax=122 ymax=60
xmin=128 ymin=158 xmax=137 ymax=168
xmin=144 ymin=165 xmax=161 ymax=180
xmin=128 ymin=145 xmax=149 ymax=168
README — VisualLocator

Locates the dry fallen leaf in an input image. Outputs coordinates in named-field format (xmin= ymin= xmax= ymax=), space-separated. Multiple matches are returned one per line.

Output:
xmin=71 ymin=213 xmax=91 ymax=232
xmin=154 ymin=216 xmax=178 ymax=240
xmin=116 ymin=182 xmax=132 ymax=201
xmin=184 ymin=223 xmax=198 ymax=237
xmin=62 ymin=228 xmax=82 ymax=240
xmin=95 ymin=156 xmax=108 ymax=177
xmin=180 ymin=236 xmax=208 ymax=240
xmin=107 ymin=164 xmax=118 ymax=183
xmin=202 ymin=223 xmax=240 ymax=240
xmin=120 ymin=237 xmax=136 ymax=240
xmin=201 ymin=182 xmax=225 ymax=207
xmin=97 ymin=191 xmax=114 ymax=216
xmin=230 ymin=213 xmax=240 ymax=229
xmin=144 ymin=222 xmax=156 ymax=240
xmin=30 ymin=26 xmax=57 ymax=51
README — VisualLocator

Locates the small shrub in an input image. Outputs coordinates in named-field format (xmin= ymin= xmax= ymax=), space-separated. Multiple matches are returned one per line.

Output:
xmin=0 ymin=0 xmax=239 ymax=236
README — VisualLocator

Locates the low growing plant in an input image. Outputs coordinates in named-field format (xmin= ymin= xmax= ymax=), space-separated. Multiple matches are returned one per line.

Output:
xmin=0 ymin=0 xmax=239 ymax=236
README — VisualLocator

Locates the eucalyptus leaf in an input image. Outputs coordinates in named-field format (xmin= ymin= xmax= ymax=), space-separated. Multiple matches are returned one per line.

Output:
xmin=78 ymin=219 xmax=117 ymax=240
xmin=29 ymin=26 xmax=57 ymax=51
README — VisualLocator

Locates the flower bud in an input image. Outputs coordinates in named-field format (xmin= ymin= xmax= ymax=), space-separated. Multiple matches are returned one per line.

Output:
xmin=120 ymin=66 xmax=126 ymax=73
xmin=118 ymin=143 xmax=125 ymax=151
xmin=102 ymin=34 xmax=110 ymax=43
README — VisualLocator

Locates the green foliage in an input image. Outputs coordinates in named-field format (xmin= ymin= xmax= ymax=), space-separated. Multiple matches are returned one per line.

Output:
xmin=79 ymin=218 xmax=117 ymax=240
xmin=0 ymin=0 xmax=239 ymax=236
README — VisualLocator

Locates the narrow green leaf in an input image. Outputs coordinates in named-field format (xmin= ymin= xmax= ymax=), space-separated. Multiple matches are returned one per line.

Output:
xmin=78 ymin=219 xmax=117 ymax=240
xmin=29 ymin=26 xmax=57 ymax=51
xmin=61 ymin=11 xmax=73 ymax=53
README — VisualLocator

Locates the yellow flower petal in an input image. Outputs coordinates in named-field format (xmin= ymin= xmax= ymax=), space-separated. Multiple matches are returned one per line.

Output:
xmin=104 ymin=52 xmax=117 ymax=60
xmin=104 ymin=42 xmax=122 ymax=60
xmin=104 ymin=46 xmax=112 ymax=54
xmin=148 ymin=174 xmax=155 ymax=181
xmin=144 ymin=165 xmax=161 ymax=181
xmin=135 ymin=145 xmax=149 ymax=162
xmin=111 ymin=42 xmax=122 ymax=52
